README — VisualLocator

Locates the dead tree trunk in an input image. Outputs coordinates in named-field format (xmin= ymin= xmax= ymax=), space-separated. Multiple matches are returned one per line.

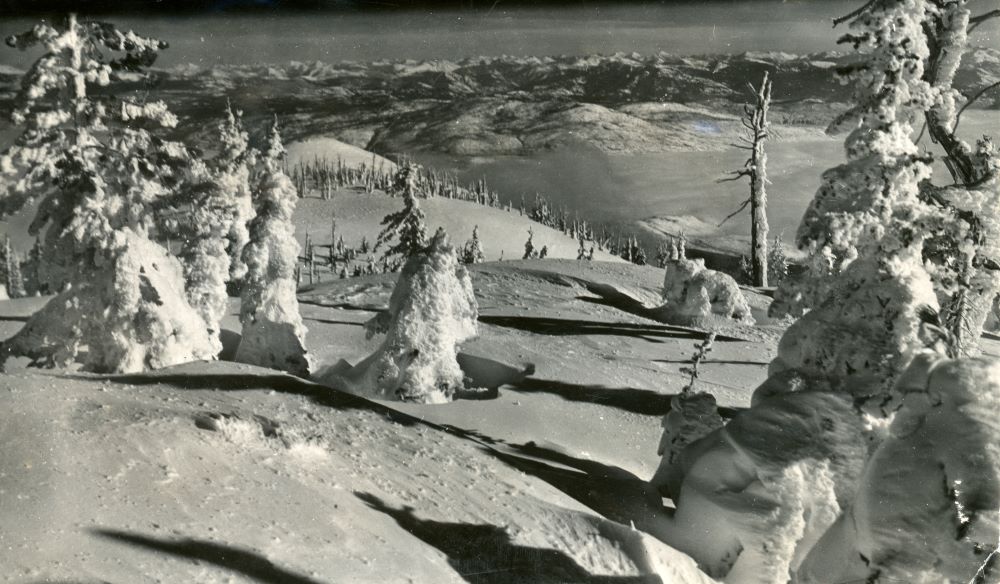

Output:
xmin=719 ymin=71 xmax=772 ymax=287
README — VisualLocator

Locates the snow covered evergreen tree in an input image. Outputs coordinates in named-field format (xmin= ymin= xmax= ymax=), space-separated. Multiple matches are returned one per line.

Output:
xmin=234 ymin=118 xmax=311 ymax=377
xmin=172 ymin=160 xmax=237 ymax=356
xmin=374 ymin=163 xmax=428 ymax=265
xmin=523 ymin=227 xmax=536 ymax=259
xmin=460 ymin=225 xmax=485 ymax=265
xmin=323 ymin=228 xmax=479 ymax=403
xmin=0 ymin=14 xmax=215 ymax=372
xmin=775 ymin=0 xmax=1000 ymax=357
xmin=766 ymin=0 xmax=959 ymax=405
xmin=214 ymin=101 xmax=254 ymax=286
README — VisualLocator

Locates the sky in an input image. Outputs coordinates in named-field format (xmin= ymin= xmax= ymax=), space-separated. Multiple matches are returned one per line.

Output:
xmin=0 ymin=0 xmax=881 ymax=16
xmin=0 ymin=1 xmax=996 ymax=67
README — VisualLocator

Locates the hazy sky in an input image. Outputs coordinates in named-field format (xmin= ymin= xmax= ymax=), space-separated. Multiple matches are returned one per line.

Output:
xmin=0 ymin=1 xmax=997 ymax=67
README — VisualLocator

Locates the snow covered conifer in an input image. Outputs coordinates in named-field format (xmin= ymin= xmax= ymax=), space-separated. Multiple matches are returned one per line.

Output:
xmin=323 ymin=228 xmax=479 ymax=403
xmin=214 ymin=101 xmax=254 ymax=285
xmin=0 ymin=15 xmax=215 ymax=372
xmin=234 ymin=117 xmax=311 ymax=377
xmin=173 ymin=160 xmax=238 ymax=356
xmin=460 ymin=225 xmax=485 ymax=265
xmin=523 ymin=227 xmax=536 ymax=259
xmin=375 ymin=162 xmax=428 ymax=265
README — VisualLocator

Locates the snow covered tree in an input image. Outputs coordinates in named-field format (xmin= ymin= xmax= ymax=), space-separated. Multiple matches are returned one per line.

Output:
xmin=0 ymin=14 xmax=215 ymax=372
xmin=170 ymin=160 xmax=238 ymax=356
xmin=214 ymin=101 xmax=254 ymax=286
xmin=775 ymin=0 xmax=1000 ymax=358
xmin=374 ymin=162 xmax=428 ymax=265
xmin=323 ymin=228 xmax=479 ymax=403
xmin=720 ymin=71 xmax=773 ymax=287
xmin=766 ymin=0 xmax=962 ymax=406
xmin=797 ymin=354 xmax=1000 ymax=583
xmin=460 ymin=225 xmax=485 ymax=265
xmin=233 ymin=118 xmax=311 ymax=377
xmin=2 ymin=237 xmax=26 ymax=298
xmin=523 ymin=227 xmax=536 ymax=259
xmin=766 ymin=233 xmax=789 ymax=286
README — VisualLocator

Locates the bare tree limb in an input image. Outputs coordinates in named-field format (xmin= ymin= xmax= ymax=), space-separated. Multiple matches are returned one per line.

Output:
xmin=833 ymin=0 xmax=879 ymax=28
xmin=718 ymin=198 xmax=751 ymax=227
xmin=717 ymin=170 xmax=751 ymax=183
xmin=968 ymin=10 xmax=1000 ymax=33
xmin=953 ymin=80 xmax=1000 ymax=132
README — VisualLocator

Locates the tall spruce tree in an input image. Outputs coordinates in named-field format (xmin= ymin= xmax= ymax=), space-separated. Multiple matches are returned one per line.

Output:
xmin=374 ymin=162 xmax=428 ymax=264
xmin=0 ymin=14 xmax=215 ymax=372
xmin=234 ymin=117 xmax=310 ymax=376
xmin=215 ymin=100 xmax=254 ymax=285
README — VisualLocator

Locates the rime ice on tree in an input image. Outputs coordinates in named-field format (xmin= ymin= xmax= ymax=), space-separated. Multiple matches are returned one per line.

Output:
xmin=374 ymin=162 xmax=428 ymax=266
xmin=460 ymin=225 xmax=486 ymax=265
xmin=234 ymin=118 xmax=311 ymax=377
xmin=215 ymin=101 xmax=255 ymax=285
xmin=325 ymin=228 xmax=479 ymax=404
xmin=0 ymin=15 xmax=215 ymax=372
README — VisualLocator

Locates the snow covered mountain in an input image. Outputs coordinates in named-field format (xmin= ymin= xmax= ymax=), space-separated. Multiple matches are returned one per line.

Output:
xmin=3 ymin=48 xmax=995 ymax=157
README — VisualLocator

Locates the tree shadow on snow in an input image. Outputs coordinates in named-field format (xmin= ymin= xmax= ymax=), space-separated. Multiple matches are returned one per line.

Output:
xmin=479 ymin=315 xmax=701 ymax=343
xmin=509 ymin=377 xmax=741 ymax=418
xmin=354 ymin=492 xmax=659 ymax=584
xmin=574 ymin=283 xmax=749 ymax=342
xmin=91 ymin=528 xmax=324 ymax=584
xmin=480 ymin=441 xmax=668 ymax=528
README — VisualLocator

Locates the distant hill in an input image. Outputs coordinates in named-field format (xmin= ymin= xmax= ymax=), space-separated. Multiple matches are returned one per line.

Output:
xmin=4 ymin=48 xmax=995 ymax=157
xmin=293 ymin=191 xmax=623 ymax=266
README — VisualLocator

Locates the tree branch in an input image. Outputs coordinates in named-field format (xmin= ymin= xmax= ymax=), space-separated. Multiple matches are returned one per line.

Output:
xmin=833 ymin=0 xmax=879 ymax=28
xmin=968 ymin=10 xmax=1000 ymax=34
xmin=718 ymin=198 xmax=751 ymax=227
xmin=717 ymin=170 xmax=750 ymax=184
xmin=953 ymin=80 xmax=1000 ymax=133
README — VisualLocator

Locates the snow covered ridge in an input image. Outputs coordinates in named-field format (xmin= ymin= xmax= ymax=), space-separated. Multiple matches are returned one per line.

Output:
xmin=158 ymin=47 xmax=1000 ymax=109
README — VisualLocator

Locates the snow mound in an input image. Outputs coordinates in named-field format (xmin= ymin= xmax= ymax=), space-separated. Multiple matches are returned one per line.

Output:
xmin=660 ymin=258 xmax=754 ymax=326
xmin=657 ymin=389 xmax=868 ymax=582
xmin=798 ymin=354 xmax=1000 ymax=583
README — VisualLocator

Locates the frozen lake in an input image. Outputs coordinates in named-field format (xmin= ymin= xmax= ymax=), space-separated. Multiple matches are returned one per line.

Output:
xmin=413 ymin=110 xmax=1000 ymax=247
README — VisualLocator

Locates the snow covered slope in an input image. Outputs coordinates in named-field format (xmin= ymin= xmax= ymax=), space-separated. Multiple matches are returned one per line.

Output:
xmin=292 ymin=192 xmax=623 ymax=263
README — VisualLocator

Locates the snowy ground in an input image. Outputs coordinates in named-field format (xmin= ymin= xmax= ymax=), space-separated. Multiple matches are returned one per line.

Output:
xmin=0 ymin=247 xmax=782 ymax=583
xmin=2 ymin=180 xmax=999 ymax=580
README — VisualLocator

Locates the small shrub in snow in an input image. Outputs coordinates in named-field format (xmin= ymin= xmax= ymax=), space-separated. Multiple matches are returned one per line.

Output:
xmin=234 ymin=118 xmax=311 ymax=377
xmin=523 ymin=227 xmax=537 ymax=259
xmin=325 ymin=228 xmax=479 ymax=403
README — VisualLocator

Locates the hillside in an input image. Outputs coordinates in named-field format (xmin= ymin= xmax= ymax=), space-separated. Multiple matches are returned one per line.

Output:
xmin=0 ymin=257 xmax=792 ymax=583
xmin=292 ymin=192 xmax=622 ymax=265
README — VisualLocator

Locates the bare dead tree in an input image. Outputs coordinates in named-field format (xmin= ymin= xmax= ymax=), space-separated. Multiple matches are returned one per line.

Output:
xmin=719 ymin=71 xmax=773 ymax=287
